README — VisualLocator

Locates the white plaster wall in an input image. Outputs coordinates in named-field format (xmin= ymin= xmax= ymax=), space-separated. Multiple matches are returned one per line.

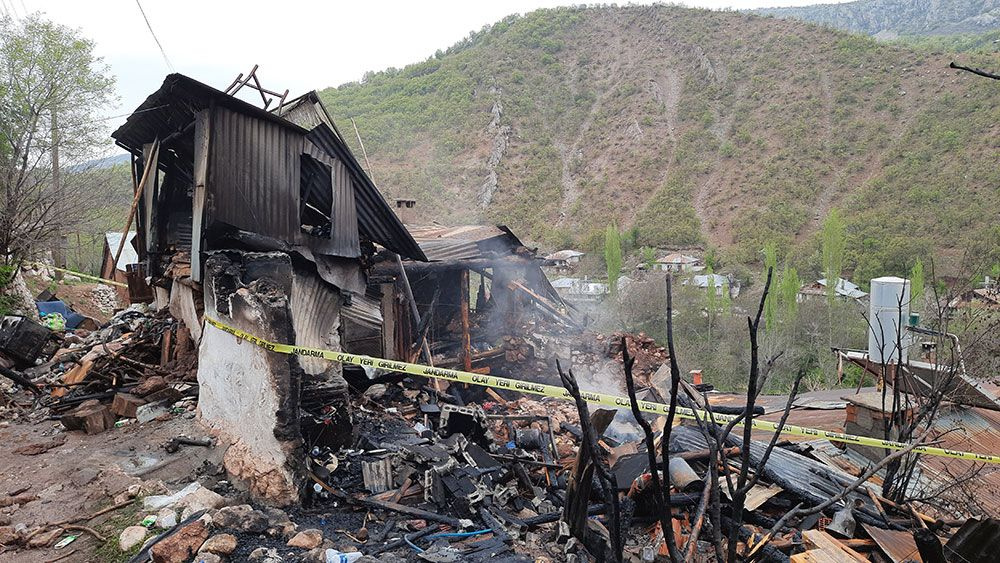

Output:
xmin=197 ymin=286 xmax=299 ymax=505
xmin=198 ymin=319 xmax=284 ymax=463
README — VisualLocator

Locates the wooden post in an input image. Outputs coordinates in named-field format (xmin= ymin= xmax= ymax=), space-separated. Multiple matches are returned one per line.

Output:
xmin=394 ymin=255 xmax=437 ymax=390
xmin=113 ymin=140 xmax=160 ymax=273
xmin=460 ymin=269 xmax=471 ymax=372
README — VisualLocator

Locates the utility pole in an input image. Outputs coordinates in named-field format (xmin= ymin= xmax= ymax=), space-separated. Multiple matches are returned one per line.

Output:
xmin=51 ymin=110 xmax=64 ymax=279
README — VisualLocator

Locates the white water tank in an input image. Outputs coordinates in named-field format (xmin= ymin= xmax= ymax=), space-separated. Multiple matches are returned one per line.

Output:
xmin=868 ymin=276 xmax=911 ymax=364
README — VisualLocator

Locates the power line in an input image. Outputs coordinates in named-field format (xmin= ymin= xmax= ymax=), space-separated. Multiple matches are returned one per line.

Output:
xmin=134 ymin=0 xmax=174 ymax=71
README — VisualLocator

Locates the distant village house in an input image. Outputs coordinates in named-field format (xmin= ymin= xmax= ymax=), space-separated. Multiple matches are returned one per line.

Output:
xmin=686 ymin=273 xmax=740 ymax=298
xmin=798 ymin=278 xmax=868 ymax=302
xmin=652 ymin=253 xmax=702 ymax=272
xmin=544 ymin=249 xmax=585 ymax=270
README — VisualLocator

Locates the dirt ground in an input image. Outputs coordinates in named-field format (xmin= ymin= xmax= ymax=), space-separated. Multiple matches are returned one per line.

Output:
xmin=0 ymin=412 xmax=224 ymax=562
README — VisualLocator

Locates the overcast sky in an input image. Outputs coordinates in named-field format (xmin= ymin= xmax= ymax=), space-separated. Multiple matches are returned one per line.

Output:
xmin=8 ymin=1 xmax=844 ymax=130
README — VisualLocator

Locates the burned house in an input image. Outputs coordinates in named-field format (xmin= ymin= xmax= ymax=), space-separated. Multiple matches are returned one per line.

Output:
xmin=110 ymin=74 xmax=425 ymax=505
xmin=369 ymin=224 xmax=578 ymax=375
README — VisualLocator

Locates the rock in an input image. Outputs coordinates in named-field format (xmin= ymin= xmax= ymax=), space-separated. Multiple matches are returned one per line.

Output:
xmin=119 ymin=525 xmax=148 ymax=551
xmin=191 ymin=553 xmax=222 ymax=563
xmin=287 ymin=528 xmax=323 ymax=549
xmin=134 ymin=375 xmax=167 ymax=397
xmin=262 ymin=506 xmax=296 ymax=538
xmin=157 ymin=507 xmax=177 ymax=529
xmin=199 ymin=533 xmax=237 ymax=555
xmin=0 ymin=525 xmax=20 ymax=545
xmin=71 ymin=467 xmax=100 ymax=487
xmin=249 ymin=547 xmax=282 ymax=561
xmin=136 ymin=401 xmax=172 ymax=424
xmin=150 ymin=519 xmax=208 ymax=563
xmin=213 ymin=504 xmax=268 ymax=533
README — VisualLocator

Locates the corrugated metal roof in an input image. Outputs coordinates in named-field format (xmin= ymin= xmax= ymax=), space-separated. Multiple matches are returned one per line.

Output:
xmin=756 ymin=390 xmax=1000 ymax=519
xmin=657 ymin=253 xmax=699 ymax=264
xmin=545 ymin=250 xmax=584 ymax=261
xmin=112 ymin=74 xmax=306 ymax=156
xmin=407 ymin=224 xmax=526 ymax=262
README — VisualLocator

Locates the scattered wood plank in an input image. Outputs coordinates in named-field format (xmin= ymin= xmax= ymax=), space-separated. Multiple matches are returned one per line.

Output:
xmin=802 ymin=530 xmax=867 ymax=562
xmin=61 ymin=401 xmax=114 ymax=434
xmin=791 ymin=549 xmax=850 ymax=563
xmin=111 ymin=393 xmax=146 ymax=418
xmin=53 ymin=359 xmax=94 ymax=398
xmin=861 ymin=523 xmax=924 ymax=563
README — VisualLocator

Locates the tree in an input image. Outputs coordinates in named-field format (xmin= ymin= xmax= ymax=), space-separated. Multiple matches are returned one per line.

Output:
xmin=780 ymin=266 xmax=800 ymax=321
xmin=0 ymin=14 xmax=116 ymax=268
xmin=704 ymin=246 xmax=718 ymax=270
xmin=705 ymin=264 xmax=719 ymax=338
xmin=910 ymin=259 xmax=924 ymax=311
xmin=820 ymin=210 xmax=846 ymax=305
xmin=604 ymin=222 xmax=622 ymax=295
xmin=641 ymin=246 xmax=656 ymax=271
xmin=763 ymin=241 xmax=778 ymax=330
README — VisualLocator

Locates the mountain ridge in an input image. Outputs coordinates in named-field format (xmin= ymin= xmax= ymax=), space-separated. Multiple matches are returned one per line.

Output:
xmin=319 ymin=5 xmax=1000 ymax=280
xmin=757 ymin=0 xmax=1000 ymax=38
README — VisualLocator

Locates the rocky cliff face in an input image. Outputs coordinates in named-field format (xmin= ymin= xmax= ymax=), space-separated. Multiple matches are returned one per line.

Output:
xmin=758 ymin=0 xmax=1000 ymax=37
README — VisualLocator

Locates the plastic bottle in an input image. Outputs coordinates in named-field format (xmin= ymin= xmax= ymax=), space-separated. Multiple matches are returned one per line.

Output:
xmin=325 ymin=550 xmax=362 ymax=563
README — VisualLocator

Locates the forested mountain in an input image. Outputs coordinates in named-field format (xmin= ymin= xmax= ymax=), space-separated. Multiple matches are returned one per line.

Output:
xmin=758 ymin=0 xmax=1000 ymax=38
xmin=319 ymin=5 xmax=1000 ymax=280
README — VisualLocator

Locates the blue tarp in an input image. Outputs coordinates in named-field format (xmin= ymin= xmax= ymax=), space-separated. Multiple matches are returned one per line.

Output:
xmin=36 ymin=300 xmax=86 ymax=330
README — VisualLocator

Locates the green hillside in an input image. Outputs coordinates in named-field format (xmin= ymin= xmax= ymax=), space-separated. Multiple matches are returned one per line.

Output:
xmin=757 ymin=0 xmax=1000 ymax=38
xmin=319 ymin=5 xmax=1000 ymax=281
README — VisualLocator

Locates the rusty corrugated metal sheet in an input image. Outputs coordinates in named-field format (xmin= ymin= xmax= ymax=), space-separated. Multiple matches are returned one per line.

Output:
xmin=861 ymin=524 xmax=923 ymax=563
xmin=755 ymin=392 xmax=1000 ymax=519
xmin=407 ymin=224 xmax=525 ymax=262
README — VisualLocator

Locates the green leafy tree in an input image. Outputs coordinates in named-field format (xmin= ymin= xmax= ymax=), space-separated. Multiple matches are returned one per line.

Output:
xmin=641 ymin=246 xmax=656 ymax=270
xmin=910 ymin=259 xmax=924 ymax=310
xmin=0 ymin=15 xmax=116 ymax=266
xmin=780 ymin=266 xmax=801 ymax=321
xmin=821 ymin=210 xmax=846 ymax=305
xmin=604 ymin=222 xmax=622 ymax=295
xmin=763 ymin=242 xmax=778 ymax=330
xmin=704 ymin=246 xmax=718 ymax=270
xmin=704 ymin=264 xmax=718 ymax=338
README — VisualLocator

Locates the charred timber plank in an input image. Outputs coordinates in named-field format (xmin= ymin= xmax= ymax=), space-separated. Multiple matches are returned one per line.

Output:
xmin=562 ymin=408 xmax=615 ymax=540
xmin=507 ymin=280 xmax=581 ymax=329
xmin=310 ymin=473 xmax=461 ymax=527
xmin=460 ymin=269 xmax=471 ymax=372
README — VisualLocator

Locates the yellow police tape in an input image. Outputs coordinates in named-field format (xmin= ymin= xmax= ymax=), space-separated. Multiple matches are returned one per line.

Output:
xmin=27 ymin=263 xmax=128 ymax=288
xmin=204 ymin=316 xmax=1000 ymax=465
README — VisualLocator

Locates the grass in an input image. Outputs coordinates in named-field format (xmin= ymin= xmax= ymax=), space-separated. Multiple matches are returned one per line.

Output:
xmin=91 ymin=499 xmax=146 ymax=563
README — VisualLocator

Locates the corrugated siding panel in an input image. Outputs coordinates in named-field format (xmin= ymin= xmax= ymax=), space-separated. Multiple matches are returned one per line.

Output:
xmin=332 ymin=158 xmax=360 ymax=257
xmin=290 ymin=268 xmax=342 ymax=376
xmin=305 ymin=125 xmax=424 ymax=261
xmin=208 ymin=107 xmax=301 ymax=241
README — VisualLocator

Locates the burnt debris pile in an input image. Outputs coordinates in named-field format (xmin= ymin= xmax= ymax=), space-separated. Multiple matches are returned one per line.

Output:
xmin=1 ymin=306 xmax=199 ymax=431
